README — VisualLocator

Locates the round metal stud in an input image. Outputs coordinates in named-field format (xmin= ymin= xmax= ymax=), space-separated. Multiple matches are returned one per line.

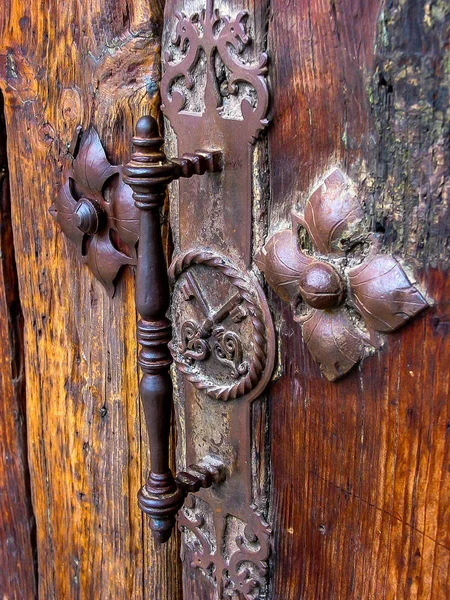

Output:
xmin=298 ymin=261 xmax=345 ymax=309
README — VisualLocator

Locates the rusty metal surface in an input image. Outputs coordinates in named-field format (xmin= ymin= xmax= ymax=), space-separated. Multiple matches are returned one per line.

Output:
xmin=161 ymin=0 xmax=269 ymax=266
xmin=49 ymin=127 xmax=139 ymax=296
xmin=52 ymin=112 xmax=229 ymax=545
xmin=169 ymin=249 xmax=274 ymax=403
xmin=162 ymin=0 xmax=274 ymax=596
xmin=123 ymin=116 xmax=227 ymax=543
xmin=256 ymin=168 xmax=429 ymax=381
xmin=169 ymin=250 xmax=275 ymax=597
xmin=123 ymin=116 xmax=185 ymax=543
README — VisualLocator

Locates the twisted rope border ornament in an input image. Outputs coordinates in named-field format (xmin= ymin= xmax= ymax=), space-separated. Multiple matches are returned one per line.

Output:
xmin=169 ymin=249 xmax=267 ymax=401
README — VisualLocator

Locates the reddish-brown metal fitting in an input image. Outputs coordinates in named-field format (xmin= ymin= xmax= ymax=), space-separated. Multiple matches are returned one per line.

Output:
xmin=50 ymin=127 xmax=139 ymax=296
xmin=123 ymin=116 xmax=226 ymax=543
xmin=257 ymin=168 xmax=429 ymax=381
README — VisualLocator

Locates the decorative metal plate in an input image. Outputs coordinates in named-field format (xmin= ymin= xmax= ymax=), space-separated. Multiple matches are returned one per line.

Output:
xmin=162 ymin=0 xmax=274 ymax=597
xmin=170 ymin=249 xmax=274 ymax=403
xmin=256 ymin=168 xmax=429 ymax=381
xmin=49 ymin=127 xmax=139 ymax=296
xmin=161 ymin=0 xmax=270 ymax=265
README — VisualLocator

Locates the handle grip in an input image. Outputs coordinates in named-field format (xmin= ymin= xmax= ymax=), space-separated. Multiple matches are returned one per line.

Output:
xmin=123 ymin=116 xmax=223 ymax=542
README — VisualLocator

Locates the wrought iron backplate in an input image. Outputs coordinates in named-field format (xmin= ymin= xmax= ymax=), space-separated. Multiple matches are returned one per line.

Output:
xmin=256 ymin=168 xmax=429 ymax=381
xmin=162 ymin=0 xmax=274 ymax=597
xmin=49 ymin=127 xmax=139 ymax=296
xmin=162 ymin=0 xmax=269 ymax=265
xmin=170 ymin=250 xmax=274 ymax=598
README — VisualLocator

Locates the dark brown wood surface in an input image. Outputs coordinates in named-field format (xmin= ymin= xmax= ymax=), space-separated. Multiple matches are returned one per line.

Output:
xmin=0 ymin=2 xmax=182 ymax=599
xmin=267 ymin=0 xmax=450 ymax=598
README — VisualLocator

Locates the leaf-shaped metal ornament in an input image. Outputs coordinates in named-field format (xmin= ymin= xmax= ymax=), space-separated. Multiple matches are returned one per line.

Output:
xmin=85 ymin=231 xmax=135 ymax=298
xmin=255 ymin=229 xmax=313 ymax=302
xmin=299 ymin=309 xmax=374 ymax=381
xmin=49 ymin=178 xmax=84 ymax=250
xmin=292 ymin=169 xmax=365 ymax=256
xmin=256 ymin=167 xmax=429 ymax=380
xmin=109 ymin=174 xmax=140 ymax=248
xmin=349 ymin=249 xmax=429 ymax=332
xmin=50 ymin=126 xmax=140 ymax=297
xmin=71 ymin=128 xmax=117 ymax=202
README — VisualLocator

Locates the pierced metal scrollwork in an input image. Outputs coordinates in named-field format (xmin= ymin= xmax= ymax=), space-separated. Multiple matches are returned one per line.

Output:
xmin=256 ymin=168 xmax=429 ymax=381
xmin=180 ymin=495 xmax=271 ymax=600
xmin=180 ymin=319 xmax=211 ymax=363
xmin=161 ymin=0 xmax=269 ymax=142
xmin=49 ymin=127 xmax=139 ymax=296
xmin=160 ymin=2 xmax=275 ymax=595
xmin=178 ymin=270 xmax=249 ymax=380
xmin=212 ymin=328 xmax=249 ymax=380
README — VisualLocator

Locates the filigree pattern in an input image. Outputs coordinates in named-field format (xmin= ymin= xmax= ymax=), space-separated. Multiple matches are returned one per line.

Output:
xmin=179 ymin=317 xmax=248 ymax=379
xmin=180 ymin=320 xmax=211 ymax=363
xmin=212 ymin=328 xmax=249 ymax=380
xmin=161 ymin=0 xmax=269 ymax=142
xmin=179 ymin=495 xmax=270 ymax=599
xmin=49 ymin=127 xmax=139 ymax=296
xmin=169 ymin=249 xmax=270 ymax=401
xmin=256 ymin=168 xmax=429 ymax=381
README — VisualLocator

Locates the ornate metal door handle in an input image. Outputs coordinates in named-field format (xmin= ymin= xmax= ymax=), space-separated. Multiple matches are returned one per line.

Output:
xmin=122 ymin=115 xmax=225 ymax=542
xmin=48 ymin=2 xmax=430 ymax=597
xmin=51 ymin=114 xmax=228 ymax=543
xmin=50 ymin=102 xmax=275 ymax=549
xmin=48 ymin=0 xmax=277 ymax=555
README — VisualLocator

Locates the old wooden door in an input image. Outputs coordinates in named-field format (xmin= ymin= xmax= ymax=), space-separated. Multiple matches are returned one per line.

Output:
xmin=161 ymin=0 xmax=450 ymax=598
xmin=0 ymin=1 xmax=183 ymax=599
xmin=263 ymin=1 xmax=450 ymax=597
xmin=1 ymin=0 xmax=449 ymax=599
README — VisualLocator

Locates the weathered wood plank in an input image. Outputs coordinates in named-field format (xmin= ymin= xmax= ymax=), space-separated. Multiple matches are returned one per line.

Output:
xmin=267 ymin=0 xmax=450 ymax=598
xmin=0 ymin=1 xmax=182 ymax=598
xmin=0 ymin=90 xmax=37 ymax=600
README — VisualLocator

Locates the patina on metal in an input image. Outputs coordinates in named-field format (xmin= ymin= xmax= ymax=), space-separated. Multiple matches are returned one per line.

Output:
xmin=49 ymin=126 xmax=139 ymax=296
xmin=50 ymin=125 xmax=221 ymax=297
xmin=161 ymin=0 xmax=269 ymax=264
xmin=170 ymin=249 xmax=273 ymax=402
xmin=162 ymin=0 xmax=275 ymax=596
xmin=169 ymin=248 xmax=274 ymax=596
xmin=123 ymin=116 xmax=225 ymax=542
xmin=256 ymin=168 xmax=429 ymax=381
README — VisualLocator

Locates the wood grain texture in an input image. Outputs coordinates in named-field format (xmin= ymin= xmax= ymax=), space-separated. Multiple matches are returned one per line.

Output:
xmin=267 ymin=0 xmax=381 ymax=226
xmin=0 ymin=90 xmax=37 ymax=600
xmin=267 ymin=0 xmax=450 ymax=598
xmin=0 ymin=1 xmax=182 ymax=599
xmin=270 ymin=270 xmax=450 ymax=599
xmin=1 ymin=0 xmax=448 ymax=598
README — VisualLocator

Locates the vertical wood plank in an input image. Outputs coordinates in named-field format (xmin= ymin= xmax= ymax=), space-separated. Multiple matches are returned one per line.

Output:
xmin=0 ymin=90 xmax=37 ymax=600
xmin=267 ymin=0 xmax=450 ymax=598
xmin=0 ymin=1 xmax=182 ymax=598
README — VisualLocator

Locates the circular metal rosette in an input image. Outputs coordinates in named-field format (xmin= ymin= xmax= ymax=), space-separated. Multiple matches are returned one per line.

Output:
xmin=169 ymin=249 xmax=275 ymax=402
